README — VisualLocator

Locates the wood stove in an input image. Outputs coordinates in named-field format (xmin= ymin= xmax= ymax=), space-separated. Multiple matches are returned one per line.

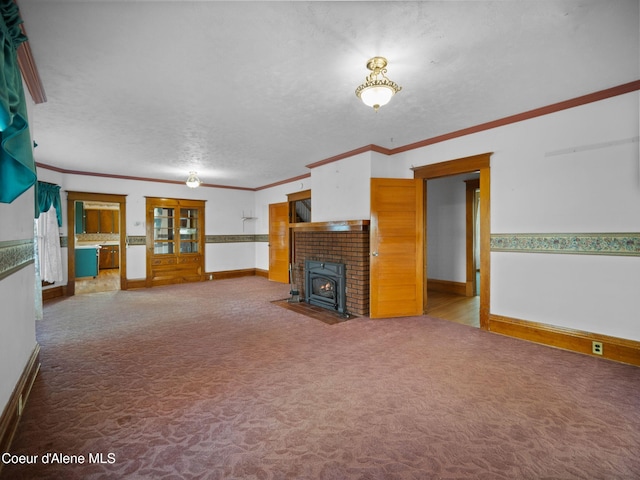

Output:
xmin=305 ymin=260 xmax=346 ymax=314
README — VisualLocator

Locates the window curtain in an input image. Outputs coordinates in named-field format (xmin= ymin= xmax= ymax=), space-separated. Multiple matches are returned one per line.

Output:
xmin=35 ymin=180 xmax=62 ymax=226
xmin=35 ymin=181 xmax=63 ymax=284
xmin=0 ymin=0 xmax=36 ymax=204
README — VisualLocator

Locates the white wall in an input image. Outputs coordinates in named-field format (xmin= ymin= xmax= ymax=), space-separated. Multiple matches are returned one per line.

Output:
xmin=371 ymin=150 xmax=413 ymax=179
xmin=311 ymin=152 xmax=372 ymax=222
xmin=0 ymin=85 xmax=38 ymax=416
xmin=393 ymin=91 xmax=640 ymax=340
xmin=492 ymin=252 xmax=640 ymax=340
xmin=0 ymin=189 xmax=37 ymax=415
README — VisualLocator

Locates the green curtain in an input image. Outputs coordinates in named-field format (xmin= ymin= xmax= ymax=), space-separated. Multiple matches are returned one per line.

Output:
xmin=35 ymin=181 xmax=62 ymax=226
xmin=0 ymin=0 xmax=36 ymax=204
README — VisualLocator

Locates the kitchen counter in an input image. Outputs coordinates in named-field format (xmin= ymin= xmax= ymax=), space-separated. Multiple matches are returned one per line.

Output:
xmin=76 ymin=240 xmax=119 ymax=247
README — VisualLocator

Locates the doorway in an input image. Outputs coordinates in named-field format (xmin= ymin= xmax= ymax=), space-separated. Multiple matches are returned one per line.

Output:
xmin=66 ymin=192 xmax=127 ymax=296
xmin=472 ymin=185 xmax=480 ymax=296
xmin=424 ymin=173 xmax=480 ymax=327
xmin=413 ymin=153 xmax=491 ymax=330
xmin=268 ymin=202 xmax=290 ymax=284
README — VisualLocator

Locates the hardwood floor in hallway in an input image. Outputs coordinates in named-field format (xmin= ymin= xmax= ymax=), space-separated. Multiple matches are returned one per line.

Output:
xmin=426 ymin=290 xmax=479 ymax=328
xmin=75 ymin=268 xmax=120 ymax=294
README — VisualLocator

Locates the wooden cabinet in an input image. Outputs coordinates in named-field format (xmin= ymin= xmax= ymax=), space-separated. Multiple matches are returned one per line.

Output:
xmin=82 ymin=208 xmax=119 ymax=233
xmin=85 ymin=209 xmax=100 ymax=233
xmin=145 ymin=198 xmax=205 ymax=287
xmin=100 ymin=210 xmax=119 ymax=233
xmin=99 ymin=245 xmax=120 ymax=269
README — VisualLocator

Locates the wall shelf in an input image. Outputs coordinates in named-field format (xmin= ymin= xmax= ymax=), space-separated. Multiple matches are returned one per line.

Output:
xmin=241 ymin=215 xmax=257 ymax=232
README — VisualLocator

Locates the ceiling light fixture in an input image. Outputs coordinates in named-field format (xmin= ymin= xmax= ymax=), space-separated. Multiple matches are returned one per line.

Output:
xmin=186 ymin=171 xmax=201 ymax=188
xmin=355 ymin=57 xmax=402 ymax=112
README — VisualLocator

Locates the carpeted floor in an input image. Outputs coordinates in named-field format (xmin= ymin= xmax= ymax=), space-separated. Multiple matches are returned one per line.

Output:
xmin=2 ymin=277 xmax=639 ymax=479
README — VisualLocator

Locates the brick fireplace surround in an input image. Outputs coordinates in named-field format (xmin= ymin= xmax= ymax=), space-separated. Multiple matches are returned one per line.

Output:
xmin=290 ymin=221 xmax=370 ymax=316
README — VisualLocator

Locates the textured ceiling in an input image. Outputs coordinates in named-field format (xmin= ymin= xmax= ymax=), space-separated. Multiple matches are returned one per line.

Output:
xmin=17 ymin=0 xmax=640 ymax=189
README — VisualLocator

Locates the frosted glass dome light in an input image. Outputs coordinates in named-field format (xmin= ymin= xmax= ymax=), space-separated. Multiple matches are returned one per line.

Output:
xmin=355 ymin=57 xmax=401 ymax=112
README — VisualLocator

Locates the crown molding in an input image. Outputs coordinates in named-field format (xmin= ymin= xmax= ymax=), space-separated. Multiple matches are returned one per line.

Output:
xmin=255 ymin=172 xmax=311 ymax=191
xmin=36 ymin=80 xmax=640 ymax=191
xmin=35 ymin=163 xmax=256 ymax=191
xmin=15 ymin=2 xmax=46 ymax=104
xmin=389 ymin=79 xmax=640 ymax=155
xmin=305 ymin=144 xmax=392 ymax=170
xmin=303 ymin=80 xmax=640 ymax=175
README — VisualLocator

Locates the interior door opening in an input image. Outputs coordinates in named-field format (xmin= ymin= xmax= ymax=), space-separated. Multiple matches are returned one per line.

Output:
xmin=66 ymin=192 xmax=127 ymax=296
xmin=74 ymin=200 xmax=121 ymax=294
xmin=425 ymin=173 xmax=480 ymax=327
xmin=413 ymin=152 xmax=491 ymax=330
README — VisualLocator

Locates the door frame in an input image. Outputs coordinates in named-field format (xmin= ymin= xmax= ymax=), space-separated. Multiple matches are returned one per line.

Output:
xmin=66 ymin=191 xmax=127 ymax=296
xmin=465 ymin=178 xmax=480 ymax=297
xmin=413 ymin=152 xmax=491 ymax=329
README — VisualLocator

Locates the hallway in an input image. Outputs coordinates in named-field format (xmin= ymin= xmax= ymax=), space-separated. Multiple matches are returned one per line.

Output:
xmin=74 ymin=268 xmax=119 ymax=294
xmin=426 ymin=290 xmax=479 ymax=328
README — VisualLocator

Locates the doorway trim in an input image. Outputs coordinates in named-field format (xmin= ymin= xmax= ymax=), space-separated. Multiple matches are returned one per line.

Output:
xmin=465 ymin=178 xmax=480 ymax=297
xmin=66 ymin=191 xmax=127 ymax=295
xmin=413 ymin=152 xmax=491 ymax=329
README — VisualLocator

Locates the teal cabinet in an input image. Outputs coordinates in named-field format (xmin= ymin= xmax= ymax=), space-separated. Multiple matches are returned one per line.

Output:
xmin=75 ymin=247 xmax=99 ymax=277
xmin=75 ymin=201 xmax=84 ymax=234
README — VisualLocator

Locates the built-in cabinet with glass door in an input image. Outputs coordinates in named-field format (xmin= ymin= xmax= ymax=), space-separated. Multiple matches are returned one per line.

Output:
xmin=146 ymin=197 xmax=205 ymax=287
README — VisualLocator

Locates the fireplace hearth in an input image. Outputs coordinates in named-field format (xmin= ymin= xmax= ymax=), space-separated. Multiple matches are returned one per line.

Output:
xmin=305 ymin=260 xmax=346 ymax=315
xmin=291 ymin=221 xmax=369 ymax=316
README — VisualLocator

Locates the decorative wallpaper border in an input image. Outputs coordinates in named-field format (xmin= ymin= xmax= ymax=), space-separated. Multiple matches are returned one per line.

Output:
xmin=206 ymin=235 xmax=269 ymax=243
xmin=491 ymin=233 xmax=640 ymax=256
xmin=0 ymin=239 xmax=35 ymax=280
xmin=127 ymin=236 xmax=146 ymax=246
xmin=61 ymin=235 xmax=270 ymax=247
xmin=56 ymin=233 xmax=640 ymax=255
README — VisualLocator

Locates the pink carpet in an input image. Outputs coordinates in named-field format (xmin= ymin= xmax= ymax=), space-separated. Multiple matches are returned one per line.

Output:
xmin=2 ymin=277 xmax=639 ymax=479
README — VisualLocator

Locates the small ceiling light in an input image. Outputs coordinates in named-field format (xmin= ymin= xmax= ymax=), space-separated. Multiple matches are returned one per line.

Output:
xmin=186 ymin=171 xmax=201 ymax=188
xmin=355 ymin=57 xmax=402 ymax=112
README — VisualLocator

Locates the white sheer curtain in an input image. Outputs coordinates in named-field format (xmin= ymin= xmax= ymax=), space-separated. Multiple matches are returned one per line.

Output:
xmin=34 ymin=220 xmax=43 ymax=320
xmin=36 ymin=206 xmax=63 ymax=283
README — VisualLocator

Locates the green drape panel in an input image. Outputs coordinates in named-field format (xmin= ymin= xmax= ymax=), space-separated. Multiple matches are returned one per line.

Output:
xmin=36 ymin=181 xmax=62 ymax=226
xmin=0 ymin=0 xmax=36 ymax=204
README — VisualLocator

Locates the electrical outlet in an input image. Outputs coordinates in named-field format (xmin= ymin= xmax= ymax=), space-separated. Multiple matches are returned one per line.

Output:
xmin=592 ymin=341 xmax=603 ymax=355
